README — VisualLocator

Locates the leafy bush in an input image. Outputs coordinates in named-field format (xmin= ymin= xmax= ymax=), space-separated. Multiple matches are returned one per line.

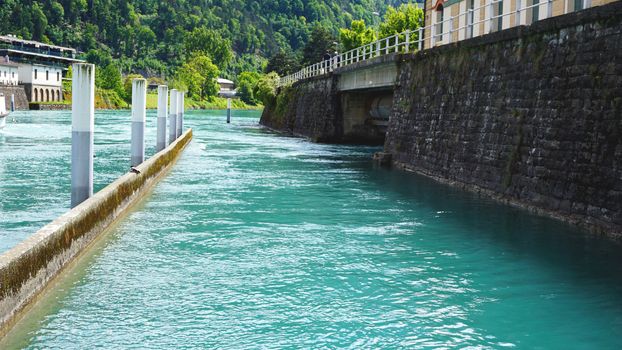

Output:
xmin=254 ymin=72 xmax=280 ymax=107
xmin=174 ymin=54 xmax=219 ymax=99
xmin=340 ymin=20 xmax=376 ymax=52
xmin=237 ymin=71 xmax=261 ymax=105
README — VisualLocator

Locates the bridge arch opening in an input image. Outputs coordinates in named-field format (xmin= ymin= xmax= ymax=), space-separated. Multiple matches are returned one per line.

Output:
xmin=339 ymin=89 xmax=393 ymax=145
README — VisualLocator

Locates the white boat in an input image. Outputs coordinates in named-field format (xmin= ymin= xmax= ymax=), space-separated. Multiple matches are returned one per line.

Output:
xmin=0 ymin=93 xmax=8 ymax=129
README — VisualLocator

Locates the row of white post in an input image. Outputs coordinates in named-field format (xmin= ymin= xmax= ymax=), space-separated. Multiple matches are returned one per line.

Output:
xmin=71 ymin=63 xmax=185 ymax=208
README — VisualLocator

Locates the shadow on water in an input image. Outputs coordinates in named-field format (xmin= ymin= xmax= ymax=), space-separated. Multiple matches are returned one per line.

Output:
xmin=342 ymin=152 xmax=622 ymax=296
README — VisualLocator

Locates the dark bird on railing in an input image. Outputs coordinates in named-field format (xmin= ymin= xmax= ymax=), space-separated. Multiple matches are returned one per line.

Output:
xmin=130 ymin=167 xmax=141 ymax=174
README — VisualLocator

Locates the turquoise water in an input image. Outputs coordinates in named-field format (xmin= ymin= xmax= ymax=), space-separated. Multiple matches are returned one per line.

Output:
xmin=0 ymin=110 xmax=158 ymax=252
xmin=2 ymin=110 xmax=622 ymax=349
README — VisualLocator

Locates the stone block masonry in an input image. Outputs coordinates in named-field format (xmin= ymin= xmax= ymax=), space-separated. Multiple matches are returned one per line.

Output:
xmin=261 ymin=75 xmax=343 ymax=143
xmin=386 ymin=2 xmax=622 ymax=237
xmin=0 ymin=86 xmax=29 ymax=110
xmin=0 ymin=129 xmax=193 ymax=334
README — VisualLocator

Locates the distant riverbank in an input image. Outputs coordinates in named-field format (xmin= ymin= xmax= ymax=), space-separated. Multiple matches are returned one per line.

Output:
xmin=34 ymin=91 xmax=262 ymax=111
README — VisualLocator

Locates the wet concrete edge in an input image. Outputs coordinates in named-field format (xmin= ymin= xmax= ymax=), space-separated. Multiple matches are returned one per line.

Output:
xmin=0 ymin=128 xmax=193 ymax=335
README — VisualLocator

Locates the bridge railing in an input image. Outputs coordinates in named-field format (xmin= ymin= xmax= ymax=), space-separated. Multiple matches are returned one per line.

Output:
xmin=279 ymin=0 xmax=574 ymax=87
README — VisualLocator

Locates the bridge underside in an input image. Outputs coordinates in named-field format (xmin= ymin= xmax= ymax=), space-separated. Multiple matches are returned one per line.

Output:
xmin=335 ymin=60 xmax=398 ymax=145
xmin=339 ymin=88 xmax=393 ymax=145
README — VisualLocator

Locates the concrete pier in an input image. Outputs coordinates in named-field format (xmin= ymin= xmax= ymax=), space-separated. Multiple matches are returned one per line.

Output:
xmin=176 ymin=92 xmax=183 ymax=138
xmin=71 ymin=63 xmax=95 ymax=208
xmin=157 ymin=85 xmax=168 ymax=151
xmin=169 ymin=89 xmax=178 ymax=144
xmin=227 ymin=98 xmax=231 ymax=124
xmin=180 ymin=93 xmax=184 ymax=135
xmin=131 ymin=79 xmax=147 ymax=167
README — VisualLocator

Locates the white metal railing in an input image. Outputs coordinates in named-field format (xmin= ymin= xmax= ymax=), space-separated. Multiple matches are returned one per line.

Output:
xmin=279 ymin=0 xmax=586 ymax=87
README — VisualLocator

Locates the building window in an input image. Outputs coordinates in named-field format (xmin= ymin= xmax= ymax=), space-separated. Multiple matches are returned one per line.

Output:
xmin=12 ymin=72 xmax=14 ymax=78
xmin=35 ymin=69 xmax=38 ymax=79
xmin=46 ymin=71 xmax=49 ymax=80
xmin=57 ymin=72 xmax=60 ymax=81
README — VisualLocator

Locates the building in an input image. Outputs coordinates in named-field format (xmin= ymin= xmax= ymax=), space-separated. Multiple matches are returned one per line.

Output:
xmin=0 ymin=56 xmax=18 ymax=86
xmin=217 ymin=78 xmax=236 ymax=97
xmin=0 ymin=35 xmax=83 ymax=103
xmin=425 ymin=0 xmax=617 ymax=48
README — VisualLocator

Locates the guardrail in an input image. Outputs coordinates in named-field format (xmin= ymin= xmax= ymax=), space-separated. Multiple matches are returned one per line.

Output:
xmin=279 ymin=0 xmax=582 ymax=87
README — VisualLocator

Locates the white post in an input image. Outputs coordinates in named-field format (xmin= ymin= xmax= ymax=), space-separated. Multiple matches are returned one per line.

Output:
xmin=180 ymin=93 xmax=185 ymax=134
xmin=227 ymin=98 xmax=232 ymax=124
xmin=467 ymin=9 xmax=474 ymax=39
xmin=418 ymin=28 xmax=424 ymax=50
xmin=547 ymin=0 xmax=553 ymax=18
xmin=169 ymin=89 xmax=178 ymax=144
xmin=131 ymin=78 xmax=146 ymax=167
xmin=516 ymin=0 xmax=522 ymax=26
xmin=156 ymin=85 xmax=167 ymax=151
xmin=385 ymin=37 xmax=390 ymax=54
xmin=176 ymin=91 xmax=183 ymax=137
xmin=405 ymin=31 xmax=410 ymax=52
xmin=448 ymin=17 xmax=454 ymax=43
xmin=584 ymin=0 xmax=591 ymax=9
xmin=489 ymin=0 xmax=495 ymax=33
xmin=71 ymin=63 xmax=95 ymax=208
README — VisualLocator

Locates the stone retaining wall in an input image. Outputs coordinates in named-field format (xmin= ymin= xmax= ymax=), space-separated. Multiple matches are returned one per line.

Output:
xmin=0 ymin=86 xmax=29 ymax=111
xmin=386 ymin=3 xmax=622 ymax=236
xmin=260 ymin=76 xmax=343 ymax=142
xmin=0 ymin=129 xmax=193 ymax=334
xmin=29 ymin=103 xmax=71 ymax=111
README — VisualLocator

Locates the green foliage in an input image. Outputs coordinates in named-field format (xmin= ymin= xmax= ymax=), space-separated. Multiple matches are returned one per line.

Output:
xmin=123 ymin=73 xmax=145 ymax=101
xmin=98 ymin=64 xmax=124 ymax=97
xmin=237 ymin=71 xmax=261 ymax=105
xmin=254 ymin=72 xmax=280 ymax=107
xmin=0 ymin=0 xmax=402 ymax=78
xmin=378 ymin=4 xmax=424 ymax=41
xmin=175 ymin=54 xmax=220 ymax=99
xmin=265 ymin=51 xmax=301 ymax=76
xmin=339 ymin=20 xmax=376 ymax=52
xmin=85 ymin=49 xmax=113 ymax=68
xmin=184 ymin=27 xmax=234 ymax=69
xmin=302 ymin=25 xmax=337 ymax=66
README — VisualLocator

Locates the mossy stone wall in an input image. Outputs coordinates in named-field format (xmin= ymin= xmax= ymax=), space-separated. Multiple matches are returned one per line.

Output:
xmin=386 ymin=3 xmax=622 ymax=236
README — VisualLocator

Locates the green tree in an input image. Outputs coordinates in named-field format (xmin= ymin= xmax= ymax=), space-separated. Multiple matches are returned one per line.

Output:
xmin=31 ymin=3 xmax=48 ymax=41
xmin=123 ymin=73 xmax=145 ymax=101
xmin=184 ymin=27 xmax=233 ymax=69
xmin=99 ymin=63 xmax=124 ymax=96
xmin=302 ymin=25 xmax=337 ymax=66
xmin=254 ymin=72 xmax=280 ymax=106
xmin=339 ymin=20 xmax=376 ymax=52
xmin=175 ymin=54 xmax=220 ymax=99
xmin=265 ymin=52 xmax=300 ymax=76
xmin=378 ymin=4 xmax=425 ymax=42
xmin=237 ymin=71 xmax=261 ymax=105
xmin=85 ymin=49 xmax=113 ymax=68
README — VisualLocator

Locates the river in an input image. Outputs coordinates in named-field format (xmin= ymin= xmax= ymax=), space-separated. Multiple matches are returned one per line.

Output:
xmin=1 ymin=110 xmax=622 ymax=349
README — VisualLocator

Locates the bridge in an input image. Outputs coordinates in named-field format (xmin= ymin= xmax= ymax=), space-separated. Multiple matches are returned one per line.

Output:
xmin=262 ymin=2 xmax=622 ymax=236
xmin=271 ymin=0 xmax=615 ymax=144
